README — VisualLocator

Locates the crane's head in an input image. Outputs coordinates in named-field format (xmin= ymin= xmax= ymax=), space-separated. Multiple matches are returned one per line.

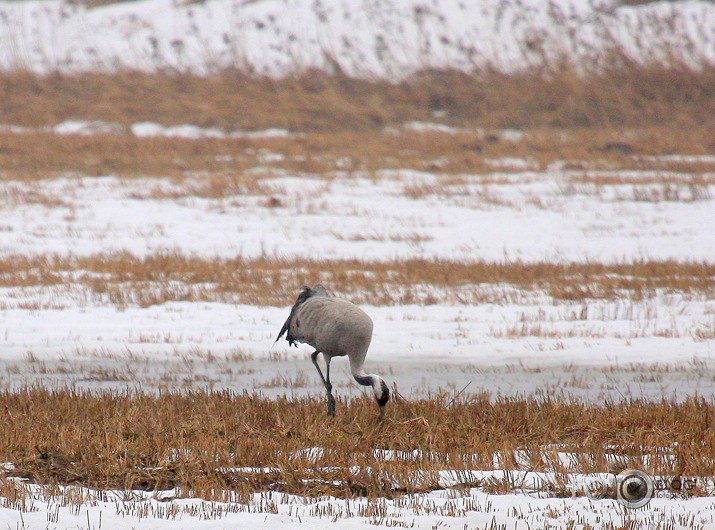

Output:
xmin=374 ymin=376 xmax=390 ymax=419
xmin=353 ymin=373 xmax=390 ymax=419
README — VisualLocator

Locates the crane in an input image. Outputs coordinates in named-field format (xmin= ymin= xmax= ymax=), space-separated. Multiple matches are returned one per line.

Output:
xmin=275 ymin=285 xmax=390 ymax=418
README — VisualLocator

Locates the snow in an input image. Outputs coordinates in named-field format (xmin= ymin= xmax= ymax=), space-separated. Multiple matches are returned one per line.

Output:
xmin=1 ymin=120 xmax=294 ymax=139
xmin=400 ymin=121 xmax=474 ymax=134
xmin=0 ymin=159 xmax=715 ymax=401
xmin=52 ymin=119 xmax=125 ymax=135
xmin=1 ymin=295 xmax=713 ymax=401
xmin=1 ymin=478 xmax=714 ymax=529
xmin=0 ymin=0 xmax=714 ymax=525
xmin=0 ymin=135 xmax=714 ymax=529
xmin=0 ymin=0 xmax=713 ymax=77
xmin=0 ymin=167 xmax=713 ymax=395
xmin=0 ymin=161 xmax=713 ymax=527
xmin=1 ymin=171 xmax=713 ymax=262
xmin=129 ymin=121 xmax=294 ymax=139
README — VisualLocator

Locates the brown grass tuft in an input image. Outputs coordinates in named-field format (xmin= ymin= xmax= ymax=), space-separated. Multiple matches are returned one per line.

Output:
xmin=0 ymin=389 xmax=713 ymax=499
xmin=1 ymin=60 xmax=713 ymax=132
xmin=0 ymin=253 xmax=712 ymax=307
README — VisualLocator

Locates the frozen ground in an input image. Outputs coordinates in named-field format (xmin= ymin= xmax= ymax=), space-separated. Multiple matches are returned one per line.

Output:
xmin=2 ymin=480 xmax=715 ymax=530
xmin=0 ymin=131 xmax=714 ymax=526
xmin=1 ymin=297 xmax=714 ymax=402
xmin=1 ymin=166 xmax=714 ymax=262
xmin=0 ymin=0 xmax=713 ymax=526
xmin=0 ymin=0 xmax=714 ymax=76
xmin=1 ymin=162 xmax=713 ymax=387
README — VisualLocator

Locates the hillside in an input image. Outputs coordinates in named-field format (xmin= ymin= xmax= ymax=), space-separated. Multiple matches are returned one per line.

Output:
xmin=0 ymin=0 xmax=713 ymax=77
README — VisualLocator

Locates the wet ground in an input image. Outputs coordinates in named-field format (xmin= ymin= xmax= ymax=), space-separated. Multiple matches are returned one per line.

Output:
xmin=3 ymin=355 xmax=713 ymax=404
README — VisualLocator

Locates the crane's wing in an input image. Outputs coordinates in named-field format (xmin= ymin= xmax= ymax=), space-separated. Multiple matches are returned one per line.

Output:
xmin=275 ymin=308 xmax=297 ymax=346
xmin=274 ymin=286 xmax=314 ymax=347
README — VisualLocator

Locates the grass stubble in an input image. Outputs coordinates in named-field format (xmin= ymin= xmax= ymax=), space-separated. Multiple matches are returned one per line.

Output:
xmin=0 ymin=38 xmax=714 ymax=526
xmin=0 ymin=253 xmax=712 ymax=308
xmin=2 ymin=55 xmax=713 ymax=132
xmin=1 ymin=389 xmax=714 ymax=501
xmin=1 ymin=125 xmax=714 ymax=182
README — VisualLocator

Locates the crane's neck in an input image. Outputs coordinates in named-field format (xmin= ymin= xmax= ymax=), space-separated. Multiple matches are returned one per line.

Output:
xmin=352 ymin=371 xmax=390 ymax=408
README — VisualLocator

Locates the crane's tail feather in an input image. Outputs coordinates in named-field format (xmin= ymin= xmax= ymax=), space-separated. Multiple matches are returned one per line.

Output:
xmin=275 ymin=285 xmax=323 ymax=347
xmin=275 ymin=315 xmax=293 ymax=345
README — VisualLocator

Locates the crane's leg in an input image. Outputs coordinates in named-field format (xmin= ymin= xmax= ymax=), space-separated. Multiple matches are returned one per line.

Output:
xmin=324 ymin=355 xmax=335 ymax=416
xmin=311 ymin=350 xmax=335 ymax=416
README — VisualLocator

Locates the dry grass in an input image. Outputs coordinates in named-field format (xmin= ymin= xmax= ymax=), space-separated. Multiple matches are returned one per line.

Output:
xmin=562 ymin=172 xmax=714 ymax=202
xmin=1 ymin=59 xmax=714 ymax=132
xmin=0 ymin=71 xmax=420 ymax=131
xmin=0 ymin=29 xmax=712 ymax=524
xmin=0 ymin=389 xmax=713 ymax=500
xmin=0 ymin=132 xmax=262 ymax=181
xmin=0 ymin=253 xmax=712 ymax=307
xmin=2 ymin=124 xmax=713 ymax=183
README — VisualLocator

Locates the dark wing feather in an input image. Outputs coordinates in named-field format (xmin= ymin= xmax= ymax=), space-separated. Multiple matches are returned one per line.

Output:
xmin=274 ymin=286 xmax=312 ymax=346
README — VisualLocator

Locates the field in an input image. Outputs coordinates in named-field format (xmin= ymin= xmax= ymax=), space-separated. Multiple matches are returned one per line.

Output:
xmin=1 ymin=0 xmax=715 ymax=528
xmin=0 ymin=114 xmax=713 ymax=528
xmin=2 ymin=391 xmax=715 ymax=529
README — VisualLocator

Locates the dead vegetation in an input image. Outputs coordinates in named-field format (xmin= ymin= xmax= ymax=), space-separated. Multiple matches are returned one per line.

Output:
xmin=0 ymin=37 xmax=712 ymax=524
xmin=1 ymin=124 xmax=714 ymax=182
xmin=0 ymin=253 xmax=712 ymax=307
xmin=0 ymin=389 xmax=712 ymax=500
xmin=2 ymin=57 xmax=714 ymax=132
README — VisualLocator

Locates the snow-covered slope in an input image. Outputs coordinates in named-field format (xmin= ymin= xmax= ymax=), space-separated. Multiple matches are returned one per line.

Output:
xmin=0 ymin=0 xmax=713 ymax=77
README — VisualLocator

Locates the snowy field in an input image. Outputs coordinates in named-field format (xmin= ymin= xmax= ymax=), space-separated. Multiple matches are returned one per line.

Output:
xmin=0 ymin=0 xmax=714 ymax=525
xmin=1 ymin=137 xmax=713 ymax=376
xmin=2 ymin=480 xmax=715 ymax=530
xmin=0 ymin=123 xmax=714 ymax=527
xmin=0 ymin=0 xmax=714 ymax=76
xmin=1 ymin=126 xmax=713 ymax=262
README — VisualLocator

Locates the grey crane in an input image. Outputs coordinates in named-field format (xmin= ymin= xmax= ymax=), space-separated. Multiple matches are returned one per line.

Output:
xmin=275 ymin=285 xmax=390 ymax=418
